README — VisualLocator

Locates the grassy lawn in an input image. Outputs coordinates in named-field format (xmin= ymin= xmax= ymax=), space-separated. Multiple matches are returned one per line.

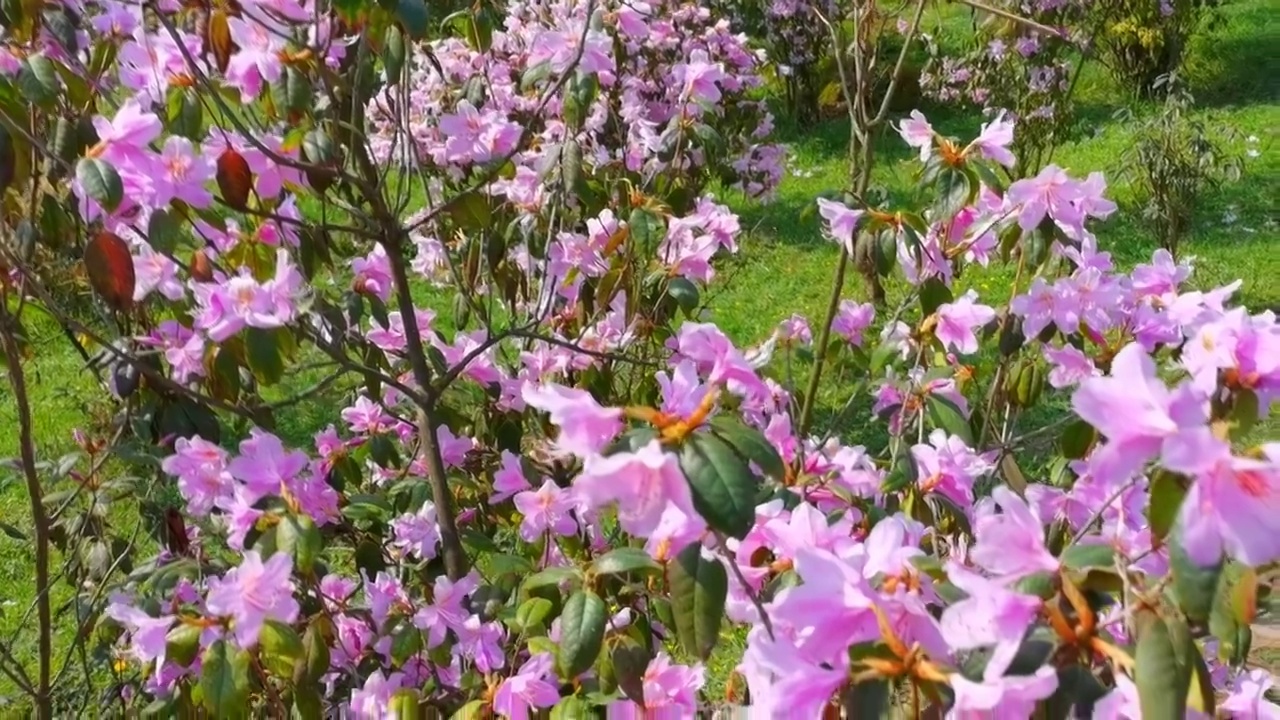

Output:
xmin=0 ymin=0 xmax=1276 ymax=706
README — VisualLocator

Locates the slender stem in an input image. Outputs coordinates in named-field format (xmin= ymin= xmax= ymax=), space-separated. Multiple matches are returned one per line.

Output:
xmin=0 ymin=299 xmax=53 ymax=719
xmin=381 ymin=232 xmax=468 ymax=581
xmin=947 ymin=0 xmax=1067 ymax=38
xmin=1068 ymin=474 xmax=1141 ymax=548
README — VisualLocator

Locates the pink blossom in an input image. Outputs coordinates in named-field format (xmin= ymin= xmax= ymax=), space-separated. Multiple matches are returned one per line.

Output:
xmin=348 ymin=670 xmax=405 ymax=718
xmin=1176 ymin=436 xmax=1280 ymax=567
xmin=161 ymin=436 xmax=233 ymax=516
xmin=92 ymin=100 xmax=162 ymax=167
xmin=969 ymin=110 xmax=1016 ymax=168
xmin=950 ymin=665 xmax=1058 ymax=717
xmin=896 ymin=109 xmax=934 ymax=162
xmin=970 ymin=486 xmax=1058 ymax=580
xmin=1072 ymin=343 xmax=1209 ymax=484
xmin=390 ymin=501 xmax=440 ymax=561
xmin=675 ymin=49 xmax=726 ymax=104
xmin=1221 ymin=668 xmax=1280 ymax=719
xmin=152 ymin=136 xmax=213 ymax=208
xmin=493 ymin=653 xmax=560 ymax=719
xmin=911 ymin=429 xmax=994 ymax=509
xmin=1043 ymin=344 xmax=1099 ymax=388
xmin=226 ymin=428 xmax=310 ymax=504
xmin=105 ymin=596 xmax=174 ymax=670
xmin=132 ymin=244 xmax=185 ymax=302
xmin=832 ymin=300 xmax=875 ymax=345
xmin=939 ymin=562 xmax=1041 ymax=680
xmin=513 ymin=480 xmax=579 ymax=541
xmin=352 ymin=244 xmax=394 ymax=302
xmin=521 ymin=382 xmax=623 ymax=458
xmin=491 ymin=450 xmax=532 ymax=503
xmin=576 ymin=439 xmax=696 ymax=537
xmin=1006 ymin=164 xmax=1083 ymax=233
xmin=205 ymin=551 xmax=299 ymax=648
xmin=935 ymin=290 xmax=997 ymax=354
xmin=816 ymin=197 xmax=864 ymax=254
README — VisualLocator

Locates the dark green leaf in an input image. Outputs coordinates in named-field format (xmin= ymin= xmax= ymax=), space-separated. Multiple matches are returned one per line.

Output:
xmin=146 ymin=209 xmax=184 ymax=254
xmin=165 ymin=623 xmax=202 ymax=668
xmin=260 ymin=619 xmax=304 ymax=677
xmin=1170 ymin=531 xmax=1222 ymax=623
xmin=395 ymin=0 xmax=429 ymax=39
xmin=708 ymin=415 xmax=786 ymax=483
xmin=275 ymin=513 xmax=322 ymax=574
xmin=1147 ymin=470 xmax=1187 ymax=544
xmin=1059 ymin=543 xmax=1115 ymax=573
xmin=1059 ymin=419 xmax=1097 ymax=460
xmin=919 ymin=277 xmax=954 ymax=317
xmin=514 ymin=597 xmax=553 ymax=633
xmin=1134 ymin=612 xmax=1188 ymax=719
xmin=76 ymin=157 xmax=124 ymax=213
xmin=678 ymin=432 xmax=761 ymax=539
xmin=840 ymin=679 xmax=890 ymax=718
xmin=925 ymin=394 xmax=974 ymax=446
xmin=666 ymin=277 xmax=700 ymax=317
xmin=557 ymin=590 xmax=607 ymax=679
xmin=667 ymin=542 xmax=727 ymax=660
xmin=200 ymin=640 xmax=250 ymax=717
xmin=612 ymin=637 xmax=650 ymax=705
xmin=245 ymin=327 xmax=285 ymax=385
xmin=591 ymin=547 xmax=661 ymax=577
xmin=17 ymin=54 xmax=59 ymax=106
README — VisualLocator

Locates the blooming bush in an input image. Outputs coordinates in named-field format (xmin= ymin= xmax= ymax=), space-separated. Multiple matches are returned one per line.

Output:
xmin=0 ymin=0 xmax=1276 ymax=718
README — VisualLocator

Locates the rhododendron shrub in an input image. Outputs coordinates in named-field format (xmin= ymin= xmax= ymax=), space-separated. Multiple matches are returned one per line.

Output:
xmin=0 ymin=0 xmax=1277 ymax=718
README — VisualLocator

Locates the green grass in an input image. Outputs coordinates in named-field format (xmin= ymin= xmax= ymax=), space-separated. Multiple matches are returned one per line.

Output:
xmin=0 ymin=0 xmax=1277 ymax=707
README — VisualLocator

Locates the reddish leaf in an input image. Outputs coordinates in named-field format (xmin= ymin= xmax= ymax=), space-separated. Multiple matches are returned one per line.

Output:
xmin=83 ymin=230 xmax=135 ymax=311
xmin=207 ymin=11 xmax=235 ymax=74
xmin=190 ymin=248 xmax=214 ymax=282
xmin=216 ymin=149 xmax=253 ymax=210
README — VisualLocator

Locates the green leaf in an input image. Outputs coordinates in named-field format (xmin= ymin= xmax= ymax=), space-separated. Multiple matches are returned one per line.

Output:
xmin=611 ymin=637 xmax=650 ymax=705
xmin=1134 ymin=612 xmax=1188 ymax=719
xmin=1059 ymin=543 xmax=1115 ymax=573
xmin=550 ymin=696 xmax=591 ymax=720
xmin=298 ymin=619 xmax=331 ymax=684
xmin=514 ymin=597 xmax=553 ymax=633
xmin=395 ymin=0 xmax=429 ymax=39
xmin=840 ymin=679 xmax=890 ymax=718
xmin=275 ymin=513 xmax=322 ymax=574
xmin=1229 ymin=389 xmax=1260 ymax=439
xmin=873 ymin=229 xmax=897 ymax=276
xmin=560 ymin=139 xmax=582 ymax=195
xmin=200 ymin=640 xmax=250 ymax=717
xmin=925 ymin=394 xmax=974 ymax=446
xmin=1013 ymin=572 xmax=1056 ymax=600
xmin=934 ymin=166 xmax=973 ymax=218
xmin=1147 ymin=470 xmax=1187 ymax=543
xmin=259 ymin=619 xmax=304 ymax=678
xmin=383 ymin=25 xmax=407 ymax=83
xmin=524 ymin=566 xmax=581 ymax=593
xmin=678 ymin=432 xmax=761 ymax=539
xmin=520 ymin=61 xmax=553 ymax=91
xmin=667 ymin=542 xmax=727 ymax=661
xmin=1059 ymin=419 xmax=1097 ymax=460
xmin=628 ymin=207 xmax=660 ymax=254
xmin=146 ymin=209 xmax=184 ymax=254
xmin=17 ymin=54 xmax=59 ymax=106
xmin=165 ymin=623 xmax=202 ymax=668
xmin=390 ymin=623 xmax=423 ymax=666
xmin=1170 ymin=531 xmax=1222 ymax=623
xmin=446 ymin=191 xmax=491 ymax=232
xmin=75 ymin=157 xmax=124 ymax=213
xmin=557 ymin=590 xmax=607 ymax=679
xmin=591 ymin=547 xmax=661 ymax=577
xmin=666 ymin=277 xmax=700 ymax=317
xmin=919 ymin=276 xmax=953 ymax=317
xmin=708 ymin=415 xmax=786 ymax=483
xmin=245 ymin=327 xmax=285 ymax=385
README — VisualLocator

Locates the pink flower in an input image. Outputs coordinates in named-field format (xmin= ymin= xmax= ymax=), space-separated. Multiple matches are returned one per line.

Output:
xmin=351 ymin=244 xmax=393 ymax=302
xmin=911 ymin=429 xmax=994 ymax=509
xmin=390 ymin=502 xmax=440 ymax=561
xmin=950 ymin=665 xmax=1058 ymax=718
xmin=105 ymin=597 xmax=174 ymax=670
xmin=513 ymin=480 xmax=579 ymax=541
xmin=341 ymin=395 xmax=394 ymax=434
xmin=348 ymin=670 xmax=405 ymax=718
xmin=521 ymin=382 xmax=622 ymax=459
xmin=161 ymin=436 xmax=233 ymax=516
xmin=226 ymin=428 xmax=310 ymax=504
xmin=491 ymin=450 xmax=532 ymax=503
xmin=1006 ymin=164 xmax=1083 ymax=234
xmin=1072 ymin=343 xmax=1208 ymax=485
xmin=132 ymin=244 xmax=185 ymax=302
xmin=92 ymin=100 xmax=162 ymax=167
xmin=152 ymin=136 xmax=213 ymax=208
xmin=935 ymin=290 xmax=996 ymax=354
xmin=225 ymin=15 xmax=285 ymax=101
xmin=1220 ymin=668 xmax=1280 ymax=719
xmin=1176 ymin=436 xmax=1280 ymax=567
xmin=816 ymin=197 xmax=864 ymax=254
xmin=970 ymin=486 xmax=1058 ymax=580
xmin=576 ymin=440 xmax=696 ymax=537
xmin=1043 ymin=344 xmax=1099 ymax=388
xmin=939 ymin=562 xmax=1041 ymax=679
xmin=968 ymin=110 xmax=1017 ymax=168
xmin=896 ymin=109 xmax=934 ymax=162
xmin=832 ymin=300 xmax=875 ymax=346
xmin=205 ymin=551 xmax=299 ymax=648
xmin=768 ymin=546 xmax=878 ymax=662
xmin=492 ymin=653 xmax=560 ymax=719
xmin=675 ymin=49 xmax=726 ymax=104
